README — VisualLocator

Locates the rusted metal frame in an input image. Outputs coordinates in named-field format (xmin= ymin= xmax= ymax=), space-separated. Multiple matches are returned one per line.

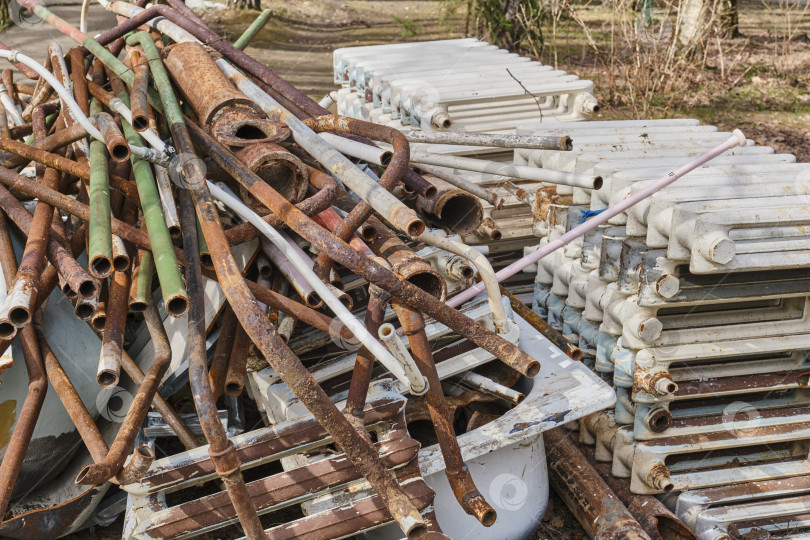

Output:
xmin=141 ymin=433 xmax=421 ymax=539
xmin=344 ymin=285 xmax=387 ymax=430
xmin=187 ymin=122 xmax=541 ymax=378
xmin=545 ymin=427 xmax=651 ymax=540
xmin=501 ymin=285 xmax=584 ymax=361
xmin=0 ymin=211 xmax=47 ymax=521
xmin=224 ymin=321 xmax=250 ymax=397
xmin=392 ymin=300 xmax=497 ymax=526
xmin=209 ymin=304 xmax=238 ymax=397
xmin=177 ymin=184 xmax=265 ymax=540
xmin=76 ymin=302 xmax=173 ymax=485
xmin=129 ymin=51 xmax=151 ymax=131
xmin=304 ymin=115 xmax=410 ymax=281
xmin=124 ymin=27 xmax=426 ymax=534
xmin=3 ymin=106 xmax=60 ymax=334
xmin=0 ymin=136 xmax=140 ymax=200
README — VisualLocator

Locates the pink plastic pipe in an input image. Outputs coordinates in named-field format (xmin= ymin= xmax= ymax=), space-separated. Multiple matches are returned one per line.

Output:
xmin=448 ymin=129 xmax=747 ymax=308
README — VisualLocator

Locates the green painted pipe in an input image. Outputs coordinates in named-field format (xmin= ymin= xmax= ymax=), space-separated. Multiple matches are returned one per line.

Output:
xmin=125 ymin=33 xmax=183 ymax=125
xmin=88 ymin=97 xmax=113 ymax=278
xmin=118 ymin=91 xmax=188 ymax=317
xmin=233 ymin=10 xmax=272 ymax=51
xmin=130 ymin=248 xmax=155 ymax=311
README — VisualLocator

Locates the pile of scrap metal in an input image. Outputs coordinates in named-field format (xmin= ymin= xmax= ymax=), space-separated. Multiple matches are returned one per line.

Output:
xmin=331 ymin=38 xmax=810 ymax=540
xmin=0 ymin=3 xmax=622 ymax=540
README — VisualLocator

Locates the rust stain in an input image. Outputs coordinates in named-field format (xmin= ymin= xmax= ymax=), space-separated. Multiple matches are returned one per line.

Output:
xmin=0 ymin=400 xmax=17 ymax=450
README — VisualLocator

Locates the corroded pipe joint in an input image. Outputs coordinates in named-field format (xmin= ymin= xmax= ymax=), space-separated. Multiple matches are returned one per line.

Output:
xmin=236 ymin=143 xmax=308 ymax=210
xmin=209 ymin=440 xmax=243 ymax=478
xmin=415 ymin=177 xmax=484 ymax=235
xmin=114 ymin=445 xmax=155 ymax=485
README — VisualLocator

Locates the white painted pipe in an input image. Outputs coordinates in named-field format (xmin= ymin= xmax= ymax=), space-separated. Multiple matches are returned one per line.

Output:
xmin=378 ymin=322 xmax=428 ymax=395
xmin=410 ymin=151 xmax=600 ymax=189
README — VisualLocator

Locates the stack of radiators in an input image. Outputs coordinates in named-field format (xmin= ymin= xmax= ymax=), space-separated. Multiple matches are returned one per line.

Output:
xmin=332 ymin=38 xmax=599 ymax=132
xmin=522 ymin=118 xmax=810 ymax=539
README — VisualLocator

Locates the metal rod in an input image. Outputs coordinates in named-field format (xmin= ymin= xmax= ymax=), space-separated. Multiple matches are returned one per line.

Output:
xmin=233 ymin=9 xmax=273 ymax=50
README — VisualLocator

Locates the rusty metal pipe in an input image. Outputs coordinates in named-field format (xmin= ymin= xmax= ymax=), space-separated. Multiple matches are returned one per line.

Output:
xmin=209 ymin=304 xmax=238 ymax=397
xmin=188 ymin=122 xmax=541 ymax=378
xmin=95 ymin=111 xmax=130 ymax=163
xmin=97 ymin=268 xmax=129 ymax=388
xmin=68 ymin=47 xmax=90 ymax=116
xmin=224 ymin=322 xmax=250 ymax=397
xmin=344 ymin=285 xmax=387 ymax=430
xmin=129 ymin=51 xmax=151 ymax=131
xmin=0 ymin=211 xmax=47 ymax=521
xmin=415 ymin=177 xmax=484 ymax=235
xmin=392 ymin=300 xmax=497 ymax=526
xmin=76 ymin=302 xmax=173 ymax=485
xmin=545 ymin=427 xmax=651 ymax=540
xmin=0 ymin=121 xmax=94 ymax=170
xmin=3 ymin=107 xmax=60 ymax=331
xmin=177 ymin=184 xmax=266 ymax=540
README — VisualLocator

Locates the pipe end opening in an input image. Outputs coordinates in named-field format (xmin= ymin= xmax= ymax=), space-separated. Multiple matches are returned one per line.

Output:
xmin=406 ymin=219 xmax=425 ymax=237
xmin=91 ymin=257 xmax=112 ymax=279
xmin=78 ymin=280 xmax=99 ymax=300
xmin=113 ymin=256 xmax=130 ymax=273
xmin=129 ymin=301 xmax=147 ymax=313
xmin=525 ymin=361 xmax=541 ymax=378
xmin=75 ymin=304 xmax=95 ymax=321
xmin=423 ymin=185 xmax=437 ymax=199
xmin=92 ymin=316 xmax=107 ymax=332
xmin=225 ymin=382 xmax=243 ymax=397
xmin=166 ymin=297 xmax=189 ymax=318
xmin=97 ymin=371 xmax=118 ymax=389
xmin=380 ymin=151 xmax=393 ymax=166
xmin=9 ymin=306 xmax=30 ymax=328
xmin=592 ymin=176 xmax=603 ymax=190
xmin=132 ymin=116 xmax=149 ymax=132
xmin=0 ymin=322 xmax=16 ymax=340
xmin=111 ymin=145 xmax=130 ymax=162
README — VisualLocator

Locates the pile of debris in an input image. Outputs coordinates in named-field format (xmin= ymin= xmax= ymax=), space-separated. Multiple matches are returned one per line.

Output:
xmin=0 ymin=3 xmax=801 ymax=540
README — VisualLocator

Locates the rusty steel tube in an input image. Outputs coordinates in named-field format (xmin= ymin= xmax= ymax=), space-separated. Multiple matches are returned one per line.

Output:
xmin=95 ymin=111 xmax=130 ymax=163
xmin=177 ymin=185 xmax=265 ymax=540
xmin=0 ymin=121 xmax=94 ymax=170
xmin=114 ymin=445 xmax=156 ymax=485
xmin=3 ymin=108 xmax=60 ymax=331
xmin=68 ymin=47 xmax=90 ymax=116
xmin=344 ymin=284 xmax=387 ymax=430
xmin=97 ymin=268 xmax=129 ymax=388
xmin=187 ymin=122 xmax=540 ymax=378
xmin=224 ymin=322 xmax=250 ymax=397
xmin=0 ymin=211 xmax=47 ymax=521
xmin=545 ymin=428 xmax=651 ymax=540
xmin=209 ymin=304 xmax=238 ymax=398
xmin=76 ymin=302 xmax=173 ymax=485
xmin=392 ymin=300 xmax=497 ymax=526
xmin=130 ymin=51 xmax=151 ymax=131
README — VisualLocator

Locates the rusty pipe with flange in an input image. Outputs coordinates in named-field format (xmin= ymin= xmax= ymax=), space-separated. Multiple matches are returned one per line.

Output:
xmin=125 ymin=28 xmax=426 ymax=538
xmin=392 ymin=300 xmax=497 ymax=527
xmin=163 ymin=41 xmax=290 ymax=148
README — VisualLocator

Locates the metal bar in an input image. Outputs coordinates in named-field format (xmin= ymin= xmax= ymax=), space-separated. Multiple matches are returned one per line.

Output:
xmin=233 ymin=9 xmax=273 ymax=50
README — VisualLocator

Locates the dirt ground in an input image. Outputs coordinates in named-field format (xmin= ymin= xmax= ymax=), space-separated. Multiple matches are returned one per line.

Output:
xmin=49 ymin=1 xmax=810 ymax=538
